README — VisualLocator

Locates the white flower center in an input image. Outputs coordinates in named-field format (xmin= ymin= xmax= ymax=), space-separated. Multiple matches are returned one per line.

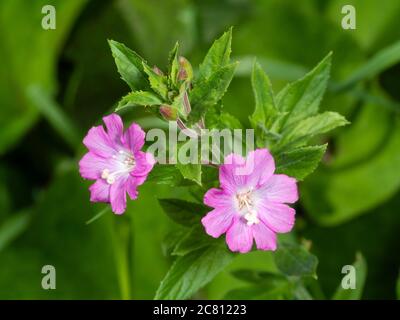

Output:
xmin=235 ymin=189 xmax=259 ymax=226
xmin=101 ymin=150 xmax=136 ymax=184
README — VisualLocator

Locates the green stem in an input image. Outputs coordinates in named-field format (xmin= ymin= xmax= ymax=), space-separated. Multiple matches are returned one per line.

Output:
xmin=110 ymin=218 xmax=132 ymax=300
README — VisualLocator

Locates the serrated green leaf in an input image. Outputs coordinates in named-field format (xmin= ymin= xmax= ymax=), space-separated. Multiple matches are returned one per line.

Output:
xmin=168 ymin=42 xmax=180 ymax=86
xmin=274 ymin=242 xmax=318 ymax=278
xmin=250 ymin=61 xmax=277 ymax=129
xmin=158 ymin=199 xmax=207 ymax=227
xmin=176 ymin=163 xmax=202 ymax=185
xmin=108 ymin=40 xmax=149 ymax=91
xmin=142 ymin=62 xmax=169 ymax=99
xmin=146 ymin=165 xmax=187 ymax=186
xmin=275 ymin=144 xmax=327 ymax=180
xmin=155 ymin=243 xmax=234 ymax=300
xmin=116 ymin=91 xmax=163 ymax=111
xmin=277 ymin=112 xmax=349 ymax=151
xmin=197 ymin=27 xmax=232 ymax=81
xmin=188 ymin=62 xmax=238 ymax=123
xmin=332 ymin=253 xmax=367 ymax=300
xmin=172 ymin=226 xmax=213 ymax=256
xmin=275 ymin=53 xmax=332 ymax=129
xmin=205 ymin=105 xmax=243 ymax=130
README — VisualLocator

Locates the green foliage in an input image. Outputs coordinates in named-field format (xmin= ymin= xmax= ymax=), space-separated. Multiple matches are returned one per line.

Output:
xmin=155 ymin=241 xmax=234 ymax=300
xmin=109 ymin=40 xmax=149 ymax=91
xmin=332 ymin=253 xmax=367 ymax=300
xmin=274 ymin=242 xmax=318 ymax=278
xmin=157 ymin=199 xmax=206 ymax=227
xmin=116 ymin=91 xmax=163 ymax=111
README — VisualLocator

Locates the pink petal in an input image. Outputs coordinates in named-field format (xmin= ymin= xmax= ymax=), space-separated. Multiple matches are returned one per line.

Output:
xmin=110 ymin=178 xmax=128 ymax=215
xmin=201 ymin=208 xmax=235 ymax=238
xmin=226 ymin=218 xmax=253 ymax=253
xmin=258 ymin=201 xmax=295 ymax=233
xmin=126 ymin=178 xmax=139 ymax=200
xmin=83 ymin=125 xmax=116 ymax=158
xmin=124 ymin=123 xmax=145 ymax=154
xmin=89 ymin=179 xmax=110 ymax=202
xmin=132 ymin=151 xmax=155 ymax=178
xmin=219 ymin=153 xmax=247 ymax=193
xmin=251 ymin=222 xmax=277 ymax=251
xmin=79 ymin=152 xmax=108 ymax=180
xmin=103 ymin=113 xmax=123 ymax=144
xmin=203 ymin=188 xmax=232 ymax=208
xmin=259 ymin=174 xmax=298 ymax=203
xmin=245 ymin=149 xmax=275 ymax=187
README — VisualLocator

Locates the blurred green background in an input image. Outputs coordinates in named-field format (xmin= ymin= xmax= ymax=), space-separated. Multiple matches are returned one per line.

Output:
xmin=0 ymin=0 xmax=400 ymax=299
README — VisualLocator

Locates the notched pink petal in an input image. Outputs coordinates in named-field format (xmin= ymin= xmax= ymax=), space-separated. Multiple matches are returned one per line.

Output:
xmin=132 ymin=151 xmax=155 ymax=177
xmin=89 ymin=179 xmax=110 ymax=202
xmin=110 ymin=179 xmax=128 ymax=215
xmin=126 ymin=179 xmax=139 ymax=200
xmin=124 ymin=123 xmax=145 ymax=153
xmin=245 ymin=149 xmax=275 ymax=187
xmin=83 ymin=125 xmax=115 ymax=157
xmin=226 ymin=219 xmax=253 ymax=253
xmin=260 ymin=174 xmax=298 ymax=204
xmin=201 ymin=208 xmax=234 ymax=238
xmin=219 ymin=153 xmax=247 ymax=193
xmin=258 ymin=201 xmax=295 ymax=234
xmin=203 ymin=188 xmax=232 ymax=208
xmin=103 ymin=113 xmax=123 ymax=143
xmin=252 ymin=222 xmax=277 ymax=251
xmin=79 ymin=152 xmax=108 ymax=180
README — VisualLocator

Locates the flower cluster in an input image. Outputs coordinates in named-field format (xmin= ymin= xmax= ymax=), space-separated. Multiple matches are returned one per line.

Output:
xmin=79 ymin=115 xmax=298 ymax=252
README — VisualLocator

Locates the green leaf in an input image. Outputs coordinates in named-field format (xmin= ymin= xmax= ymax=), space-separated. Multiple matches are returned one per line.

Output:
xmin=277 ymin=112 xmax=349 ymax=151
xmin=275 ymin=144 xmax=327 ymax=180
xmin=275 ymin=53 xmax=332 ymax=129
xmin=188 ymin=62 xmax=238 ymax=123
xmin=249 ymin=61 xmax=277 ymax=129
xmin=334 ymin=40 xmax=400 ymax=92
xmin=146 ymin=165 xmax=187 ymax=186
xmin=27 ymin=85 xmax=81 ymax=149
xmin=198 ymin=27 xmax=232 ymax=81
xmin=116 ymin=90 xmax=163 ymax=111
xmin=274 ymin=242 xmax=318 ymax=278
xmin=332 ymin=253 xmax=367 ymax=300
xmin=155 ymin=243 xmax=234 ymax=299
xmin=0 ymin=0 xmax=86 ymax=154
xmin=168 ymin=42 xmax=180 ymax=86
xmin=108 ymin=39 xmax=149 ymax=91
xmin=142 ymin=62 xmax=169 ymax=100
xmin=205 ymin=105 xmax=243 ymax=130
xmin=176 ymin=163 xmax=202 ymax=185
xmin=302 ymin=117 xmax=400 ymax=226
xmin=158 ymin=199 xmax=207 ymax=227
xmin=172 ymin=226 xmax=213 ymax=256
xmin=231 ymin=269 xmax=287 ymax=285
xmin=0 ymin=211 xmax=30 ymax=253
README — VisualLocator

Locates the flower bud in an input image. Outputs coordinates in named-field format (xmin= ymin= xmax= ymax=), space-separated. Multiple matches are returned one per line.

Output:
xmin=177 ymin=56 xmax=193 ymax=82
xmin=153 ymin=65 xmax=164 ymax=76
xmin=159 ymin=104 xmax=178 ymax=121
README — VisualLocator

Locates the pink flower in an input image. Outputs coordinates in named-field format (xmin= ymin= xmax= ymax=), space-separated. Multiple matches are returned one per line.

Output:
xmin=201 ymin=149 xmax=298 ymax=253
xmin=79 ymin=114 xmax=155 ymax=214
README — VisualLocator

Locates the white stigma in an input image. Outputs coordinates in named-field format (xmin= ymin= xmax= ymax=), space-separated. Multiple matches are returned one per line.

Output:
xmin=236 ymin=189 xmax=260 ymax=226
xmin=102 ymin=150 xmax=136 ymax=185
